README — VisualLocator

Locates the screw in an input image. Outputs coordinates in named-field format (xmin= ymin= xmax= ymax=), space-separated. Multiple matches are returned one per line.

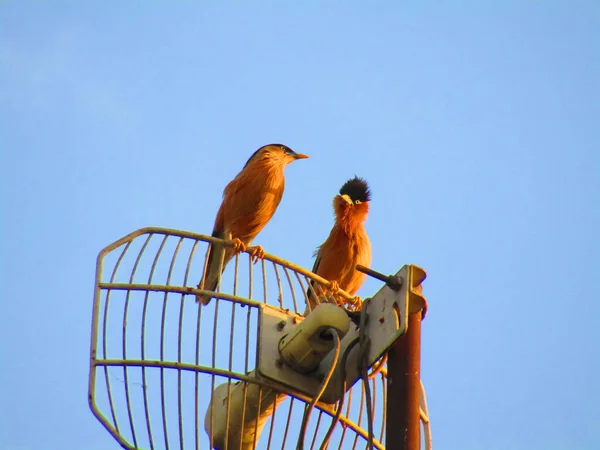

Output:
xmin=379 ymin=316 xmax=385 ymax=324
xmin=277 ymin=320 xmax=286 ymax=331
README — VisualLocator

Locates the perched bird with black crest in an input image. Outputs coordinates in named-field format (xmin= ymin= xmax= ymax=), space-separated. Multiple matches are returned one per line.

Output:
xmin=306 ymin=176 xmax=372 ymax=312
xmin=196 ymin=144 xmax=309 ymax=305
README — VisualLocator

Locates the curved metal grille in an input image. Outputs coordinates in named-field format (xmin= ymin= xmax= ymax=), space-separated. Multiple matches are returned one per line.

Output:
xmin=89 ymin=227 xmax=388 ymax=449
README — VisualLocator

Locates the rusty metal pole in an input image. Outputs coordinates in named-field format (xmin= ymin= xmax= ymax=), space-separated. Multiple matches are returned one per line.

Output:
xmin=386 ymin=310 xmax=422 ymax=450
xmin=355 ymin=264 xmax=426 ymax=450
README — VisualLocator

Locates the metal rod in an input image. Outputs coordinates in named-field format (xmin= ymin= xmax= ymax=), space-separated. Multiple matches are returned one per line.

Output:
xmin=356 ymin=265 xmax=402 ymax=291
xmin=386 ymin=311 xmax=422 ymax=450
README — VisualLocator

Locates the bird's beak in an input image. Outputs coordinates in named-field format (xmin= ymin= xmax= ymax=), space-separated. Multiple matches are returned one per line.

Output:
xmin=340 ymin=194 xmax=353 ymax=205
xmin=293 ymin=153 xmax=309 ymax=159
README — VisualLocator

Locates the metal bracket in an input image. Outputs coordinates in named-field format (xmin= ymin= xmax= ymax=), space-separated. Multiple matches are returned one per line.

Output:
xmin=257 ymin=306 xmax=327 ymax=397
xmin=257 ymin=264 xmax=427 ymax=404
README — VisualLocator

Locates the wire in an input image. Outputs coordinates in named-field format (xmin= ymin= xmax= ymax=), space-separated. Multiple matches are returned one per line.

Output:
xmin=368 ymin=353 xmax=387 ymax=380
xmin=358 ymin=300 xmax=375 ymax=450
xmin=296 ymin=328 xmax=341 ymax=450
xmin=318 ymin=338 xmax=360 ymax=450
xmin=320 ymin=301 xmax=376 ymax=450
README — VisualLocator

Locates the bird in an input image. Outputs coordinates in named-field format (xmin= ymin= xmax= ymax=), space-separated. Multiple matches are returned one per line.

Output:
xmin=305 ymin=176 xmax=372 ymax=313
xmin=196 ymin=143 xmax=309 ymax=305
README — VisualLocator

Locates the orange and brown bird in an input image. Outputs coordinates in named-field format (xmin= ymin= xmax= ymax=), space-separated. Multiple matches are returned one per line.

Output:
xmin=196 ymin=144 xmax=309 ymax=305
xmin=306 ymin=176 xmax=372 ymax=313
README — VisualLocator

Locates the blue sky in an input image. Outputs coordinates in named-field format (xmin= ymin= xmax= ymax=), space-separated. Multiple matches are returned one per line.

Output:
xmin=1 ymin=1 xmax=599 ymax=449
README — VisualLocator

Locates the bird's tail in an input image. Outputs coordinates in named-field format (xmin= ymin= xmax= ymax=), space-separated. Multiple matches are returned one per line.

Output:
xmin=196 ymin=238 xmax=231 ymax=306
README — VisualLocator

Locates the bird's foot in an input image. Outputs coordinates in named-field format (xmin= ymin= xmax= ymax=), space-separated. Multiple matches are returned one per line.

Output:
xmin=349 ymin=296 xmax=363 ymax=310
xmin=229 ymin=238 xmax=246 ymax=255
xmin=248 ymin=245 xmax=265 ymax=264
xmin=328 ymin=280 xmax=340 ymax=295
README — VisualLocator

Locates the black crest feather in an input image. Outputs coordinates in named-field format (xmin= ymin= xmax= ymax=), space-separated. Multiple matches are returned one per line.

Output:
xmin=339 ymin=176 xmax=371 ymax=203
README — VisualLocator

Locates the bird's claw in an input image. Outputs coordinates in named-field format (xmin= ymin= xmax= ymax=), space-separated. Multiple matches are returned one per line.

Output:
xmin=248 ymin=245 xmax=265 ymax=264
xmin=230 ymin=238 xmax=246 ymax=255
xmin=350 ymin=296 xmax=363 ymax=309
xmin=339 ymin=295 xmax=362 ymax=310
xmin=328 ymin=280 xmax=340 ymax=295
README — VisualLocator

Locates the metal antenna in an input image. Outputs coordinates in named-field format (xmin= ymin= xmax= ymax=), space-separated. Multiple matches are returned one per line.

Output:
xmin=89 ymin=227 xmax=431 ymax=450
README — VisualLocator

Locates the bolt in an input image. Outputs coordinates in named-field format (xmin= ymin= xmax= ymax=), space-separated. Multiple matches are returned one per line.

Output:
xmin=277 ymin=320 xmax=286 ymax=331
xmin=379 ymin=316 xmax=385 ymax=324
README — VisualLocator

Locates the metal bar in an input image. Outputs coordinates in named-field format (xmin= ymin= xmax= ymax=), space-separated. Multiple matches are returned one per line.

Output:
xmin=99 ymin=283 xmax=267 ymax=308
xmin=239 ymin=302 xmax=252 ymax=450
xmin=89 ymin=239 xmax=121 ymax=447
xmin=240 ymin=380 xmax=250 ymax=450
xmin=180 ymin=239 xmax=198 ymax=450
xmin=386 ymin=311 xmax=422 ymax=450
xmin=209 ymin=296 xmax=220 ymax=450
xmin=272 ymin=262 xmax=285 ymax=310
xmin=194 ymin=278 xmax=203 ymax=450
xmin=350 ymin=382 xmax=366 ymax=450
xmin=280 ymin=398 xmax=294 ymax=448
xmin=174 ymin=237 xmax=188 ymax=450
xmin=102 ymin=240 xmax=132 ymax=435
xmin=309 ymin=410 xmax=324 ymax=450
xmin=163 ymin=236 xmax=182 ymax=448
xmin=224 ymin=257 xmax=239 ymax=450
xmin=209 ymin=248 xmax=227 ymax=450
xmin=141 ymin=234 xmax=168 ymax=450
xmin=252 ymin=386 xmax=264 ymax=449
xmin=261 ymin=259 xmax=268 ymax=304
xmin=282 ymin=266 xmax=300 ymax=314
xmin=122 ymin=233 xmax=152 ymax=449
xmin=300 ymin=275 xmax=315 ymax=314
xmin=246 ymin=252 xmax=254 ymax=304
xmin=336 ymin=383 xmax=353 ymax=450
xmin=355 ymin=265 xmax=400 ymax=289
xmin=265 ymin=391 xmax=278 ymax=450
xmin=97 ymin=226 xmax=357 ymax=301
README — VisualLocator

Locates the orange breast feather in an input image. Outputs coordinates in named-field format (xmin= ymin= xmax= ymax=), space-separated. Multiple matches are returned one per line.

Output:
xmin=315 ymin=224 xmax=372 ymax=296
xmin=220 ymin=160 xmax=285 ymax=244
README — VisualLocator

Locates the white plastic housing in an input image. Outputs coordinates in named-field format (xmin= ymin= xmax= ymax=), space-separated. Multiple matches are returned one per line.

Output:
xmin=278 ymin=303 xmax=351 ymax=374
xmin=204 ymin=370 xmax=287 ymax=450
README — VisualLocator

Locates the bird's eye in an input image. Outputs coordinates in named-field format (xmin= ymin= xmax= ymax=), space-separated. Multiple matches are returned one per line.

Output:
xmin=355 ymin=200 xmax=361 ymax=204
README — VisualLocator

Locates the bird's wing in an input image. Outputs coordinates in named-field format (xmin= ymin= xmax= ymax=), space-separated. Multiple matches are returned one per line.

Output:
xmin=273 ymin=176 xmax=285 ymax=209
xmin=305 ymin=246 xmax=323 ymax=309
xmin=224 ymin=170 xmax=285 ymax=244
xmin=310 ymin=248 xmax=322 ymax=274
